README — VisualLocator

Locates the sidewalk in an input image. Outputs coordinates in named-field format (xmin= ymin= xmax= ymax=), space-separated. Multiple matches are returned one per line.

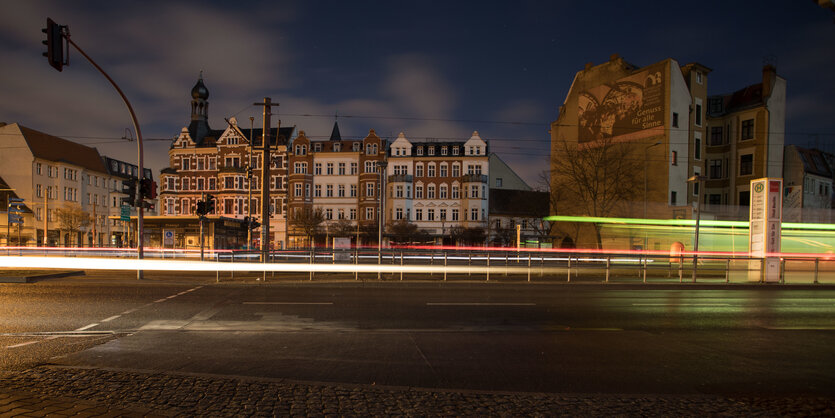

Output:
xmin=2 ymin=366 xmax=833 ymax=416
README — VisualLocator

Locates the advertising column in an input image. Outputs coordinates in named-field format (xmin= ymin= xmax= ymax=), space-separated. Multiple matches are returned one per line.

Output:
xmin=748 ymin=178 xmax=782 ymax=282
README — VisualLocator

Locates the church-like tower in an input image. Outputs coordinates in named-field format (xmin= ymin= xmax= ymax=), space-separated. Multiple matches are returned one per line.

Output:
xmin=188 ymin=72 xmax=212 ymax=145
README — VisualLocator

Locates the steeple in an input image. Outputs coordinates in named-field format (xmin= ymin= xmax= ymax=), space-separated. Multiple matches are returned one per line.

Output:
xmin=188 ymin=71 xmax=211 ymax=144
xmin=329 ymin=120 xmax=342 ymax=141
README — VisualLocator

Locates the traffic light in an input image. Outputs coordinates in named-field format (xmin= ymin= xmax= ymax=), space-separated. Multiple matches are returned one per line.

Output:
xmin=139 ymin=178 xmax=157 ymax=199
xmin=42 ymin=18 xmax=64 ymax=72
xmin=121 ymin=179 xmax=137 ymax=206
xmin=142 ymin=201 xmax=155 ymax=211
xmin=206 ymin=194 xmax=216 ymax=214
xmin=249 ymin=218 xmax=260 ymax=230
xmin=196 ymin=201 xmax=206 ymax=216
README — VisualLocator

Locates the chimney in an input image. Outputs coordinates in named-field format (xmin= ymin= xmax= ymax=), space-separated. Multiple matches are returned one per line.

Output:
xmin=584 ymin=62 xmax=593 ymax=71
xmin=762 ymin=64 xmax=776 ymax=98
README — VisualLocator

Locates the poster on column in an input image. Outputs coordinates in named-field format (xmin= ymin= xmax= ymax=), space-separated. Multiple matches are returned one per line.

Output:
xmin=748 ymin=178 xmax=782 ymax=282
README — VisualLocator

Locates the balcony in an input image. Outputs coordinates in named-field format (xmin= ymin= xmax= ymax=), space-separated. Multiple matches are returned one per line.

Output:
xmin=388 ymin=174 xmax=413 ymax=183
xmin=460 ymin=174 xmax=487 ymax=183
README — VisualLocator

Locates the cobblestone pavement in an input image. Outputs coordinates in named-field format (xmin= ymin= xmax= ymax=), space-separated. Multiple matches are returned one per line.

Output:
xmin=1 ymin=366 xmax=833 ymax=417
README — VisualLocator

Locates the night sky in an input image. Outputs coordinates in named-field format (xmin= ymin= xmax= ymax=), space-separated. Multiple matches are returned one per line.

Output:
xmin=1 ymin=1 xmax=833 ymax=186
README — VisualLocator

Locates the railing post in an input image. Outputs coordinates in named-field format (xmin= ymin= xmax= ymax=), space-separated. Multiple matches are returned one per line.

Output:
xmin=430 ymin=252 xmax=434 ymax=278
xmin=642 ymin=254 xmax=647 ymax=283
xmin=678 ymin=256 xmax=683 ymax=283
xmin=468 ymin=252 xmax=472 ymax=277
xmin=605 ymin=255 xmax=610 ymax=283
xmin=216 ymin=252 xmax=220 ymax=283
xmin=505 ymin=253 xmax=509 ymax=277
xmin=310 ymin=248 xmax=314 ymax=281
xmin=814 ymin=258 xmax=819 ymax=284
xmin=444 ymin=252 xmax=447 ymax=281
xmin=400 ymin=251 xmax=403 ymax=281
xmin=540 ymin=253 xmax=544 ymax=277
xmin=486 ymin=253 xmax=490 ymax=282
xmin=725 ymin=258 xmax=730 ymax=283
xmin=567 ymin=255 xmax=571 ymax=282
xmin=355 ymin=247 xmax=359 ymax=281
xmin=780 ymin=258 xmax=786 ymax=284
xmin=230 ymin=252 xmax=234 ymax=280
xmin=527 ymin=253 xmax=531 ymax=282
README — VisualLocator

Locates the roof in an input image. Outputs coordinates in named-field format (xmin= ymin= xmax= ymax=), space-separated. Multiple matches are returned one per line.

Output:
xmin=489 ymin=189 xmax=549 ymax=217
xmin=329 ymin=121 xmax=342 ymax=141
xmin=249 ymin=126 xmax=295 ymax=147
xmin=13 ymin=124 xmax=108 ymax=173
xmin=708 ymin=82 xmax=764 ymax=117
xmin=793 ymin=146 xmax=833 ymax=178
xmin=0 ymin=175 xmax=31 ymax=213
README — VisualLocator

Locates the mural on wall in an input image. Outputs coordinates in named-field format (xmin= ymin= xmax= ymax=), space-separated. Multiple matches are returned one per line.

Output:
xmin=578 ymin=63 xmax=666 ymax=144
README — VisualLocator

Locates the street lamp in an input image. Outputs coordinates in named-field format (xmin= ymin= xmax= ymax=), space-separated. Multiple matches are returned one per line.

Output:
xmin=377 ymin=160 xmax=388 ymax=279
xmin=687 ymin=175 xmax=707 ymax=282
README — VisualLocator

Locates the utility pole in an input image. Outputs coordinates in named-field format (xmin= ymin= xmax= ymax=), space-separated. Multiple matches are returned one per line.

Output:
xmin=254 ymin=98 xmax=278 ymax=263
xmin=248 ymin=116 xmax=254 ymax=250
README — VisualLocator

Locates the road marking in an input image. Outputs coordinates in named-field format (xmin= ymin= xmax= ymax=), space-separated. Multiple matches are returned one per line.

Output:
xmin=426 ymin=302 xmax=536 ymax=306
xmin=5 ymin=340 xmax=40 ymax=349
xmin=242 ymin=302 xmax=334 ymax=305
xmin=101 ymin=315 xmax=121 ymax=322
xmin=154 ymin=298 xmax=167 ymax=303
xmin=632 ymin=303 xmax=730 ymax=307
xmin=75 ymin=323 xmax=99 ymax=331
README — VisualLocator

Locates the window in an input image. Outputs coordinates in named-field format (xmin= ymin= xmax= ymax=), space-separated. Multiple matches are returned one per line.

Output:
xmin=672 ymin=112 xmax=679 ymax=128
xmin=416 ymin=147 xmax=423 ymax=156
xmin=471 ymin=208 xmax=478 ymax=221
xmin=196 ymin=158 xmax=204 ymax=170
xmin=427 ymin=164 xmax=435 ymax=177
xmin=338 ymin=185 xmax=345 ymax=197
xmin=741 ymin=119 xmax=754 ymax=140
xmin=467 ymin=164 xmax=482 ymax=175
xmin=350 ymin=162 xmax=358 ymax=175
xmin=696 ymin=72 xmax=703 ymax=84
xmin=710 ymin=127 xmax=723 ymax=146
xmin=415 ymin=185 xmax=424 ymax=199
xmin=395 ymin=208 xmax=403 ymax=220
xmin=695 ymin=101 xmax=702 ymax=127
xmin=327 ymin=163 xmax=334 ymax=175
xmin=36 ymin=184 xmax=42 ymax=197
xmin=305 ymin=184 xmax=311 ymax=197
xmin=694 ymin=134 xmax=701 ymax=160
xmin=365 ymin=161 xmax=377 ymax=173
xmin=314 ymin=163 xmax=322 ymax=175
xmin=395 ymin=185 xmax=403 ymax=198
xmin=350 ymin=208 xmax=356 ymax=220
xmin=36 ymin=163 xmax=42 ymax=175
xmin=326 ymin=185 xmax=333 ymax=197
xmin=709 ymin=159 xmax=722 ymax=179
xmin=366 ymin=144 xmax=377 ymax=155
xmin=294 ymin=183 xmax=302 ymax=197
xmin=451 ymin=209 xmax=459 ymax=221
xmin=314 ymin=184 xmax=322 ymax=197
xmin=208 ymin=157 xmax=217 ymax=170
xmin=671 ymin=151 xmax=678 ymax=166
xmin=427 ymin=184 xmax=436 ymax=199
xmin=452 ymin=147 xmax=459 ymax=156
xmin=352 ymin=142 xmax=360 ymax=152
xmin=452 ymin=164 xmax=460 ymax=177
xmin=182 ymin=158 xmax=191 ymax=170
xmin=294 ymin=162 xmax=308 ymax=174
xmin=427 ymin=209 xmax=435 ymax=221
xmin=338 ymin=209 xmax=345 ymax=220
xmin=338 ymin=163 xmax=346 ymax=175
xmin=428 ymin=146 xmax=435 ymax=156
xmin=737 ymin=153 xmax=754 ymax=176
xmin=325 ymin=208 xmax=333 ymax=220
xmin=366 ymin=183 xmax=375 ymax=197
xmin=439 ymin=163 xmax=448 ymax=177
xmin=671 ymin=191 xmax=677 ymax=205
xmin=313 ymin=143 xmax=322 ymax=152
xmin=439 ymin=184 xmax=448 ymax=199
xmin=451 ymin=185 xmax=459 ymax=199
xmin=439 ymin=209 xmax=447 ymax=221
xmin=415 ymin=164 xmax=424 ymax=177
xmin=350 ymin=184 xmax=357 ymax=197
xmin=441 ymin=146 xmax=448 ymax=156
xmin=415 ymin=209 xmax=423 ymax=221
xmin=470 ymin=185 xmax=479 ymax=198
xmin=366 ymin=207 xmax=375 ymax=220
xmin=709 ymin=194 xmax=721 ymax=205
xmin=334 ymin=143 xmax=341 ymax=152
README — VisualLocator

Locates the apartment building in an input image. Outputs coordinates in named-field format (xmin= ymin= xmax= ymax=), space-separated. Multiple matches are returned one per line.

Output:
xmin=386 ymin=131 xmax=489 ymax=244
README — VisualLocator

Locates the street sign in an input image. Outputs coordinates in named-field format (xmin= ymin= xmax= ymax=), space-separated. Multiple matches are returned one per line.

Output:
xmin=8 ymin=213 xmax=23 ymax=224
xmin=749 ymin=178 xmax=782 ymax=282
xmin=163 ymin=229 xmax=175 ymax=247
xmin=120 ymin=205 xmax=131 ymax=221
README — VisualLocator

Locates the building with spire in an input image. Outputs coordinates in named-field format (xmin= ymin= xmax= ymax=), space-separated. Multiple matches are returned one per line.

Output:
xmin=158 ymin=74 xmax=295 ymax=249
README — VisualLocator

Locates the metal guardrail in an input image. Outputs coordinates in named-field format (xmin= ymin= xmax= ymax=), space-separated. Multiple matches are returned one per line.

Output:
xmin=2 ymin=247 xmax=834 ymax=284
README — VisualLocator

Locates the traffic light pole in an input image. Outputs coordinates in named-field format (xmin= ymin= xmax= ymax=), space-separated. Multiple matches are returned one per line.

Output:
xmin=63 ymin=35 xmax=146 ymax=279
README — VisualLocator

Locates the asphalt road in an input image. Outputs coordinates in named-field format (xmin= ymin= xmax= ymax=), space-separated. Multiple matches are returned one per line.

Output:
xmin=2 ymin=279 xmax=834 ymax=396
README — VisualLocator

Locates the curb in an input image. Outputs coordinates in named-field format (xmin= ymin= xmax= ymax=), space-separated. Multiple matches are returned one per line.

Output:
xmin=0 ymin=270 xmax=84 ymax=283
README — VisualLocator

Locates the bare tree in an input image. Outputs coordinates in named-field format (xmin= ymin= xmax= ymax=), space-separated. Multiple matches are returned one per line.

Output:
xmin=329 ymin=218 xmax=356 ymax=238
xmin=550 ymin=137 xmax=643 ymax=248
xmin=289 ymin=207 xmax=324 ymax=248
xmin=54 ymin=203 xmax=92 ymax=247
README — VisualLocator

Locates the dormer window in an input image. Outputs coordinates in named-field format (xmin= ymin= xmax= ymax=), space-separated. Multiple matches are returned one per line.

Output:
xmin=352 ymin=142 xmax=360 ymax=152
xmin=333 ymin=143 xmax=341 ymax=152
xmin=313 ymin=143 xmax=322 ymax=152
xmin=428 ymin=146 xmax=435 ymax=156
xmin=441 ymin=146 xmax=448 ymax=155
xmin=452 ymin=147 xmax=459 ymax=156
xmin=416 ymin=146 xmax=424 ymax=156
